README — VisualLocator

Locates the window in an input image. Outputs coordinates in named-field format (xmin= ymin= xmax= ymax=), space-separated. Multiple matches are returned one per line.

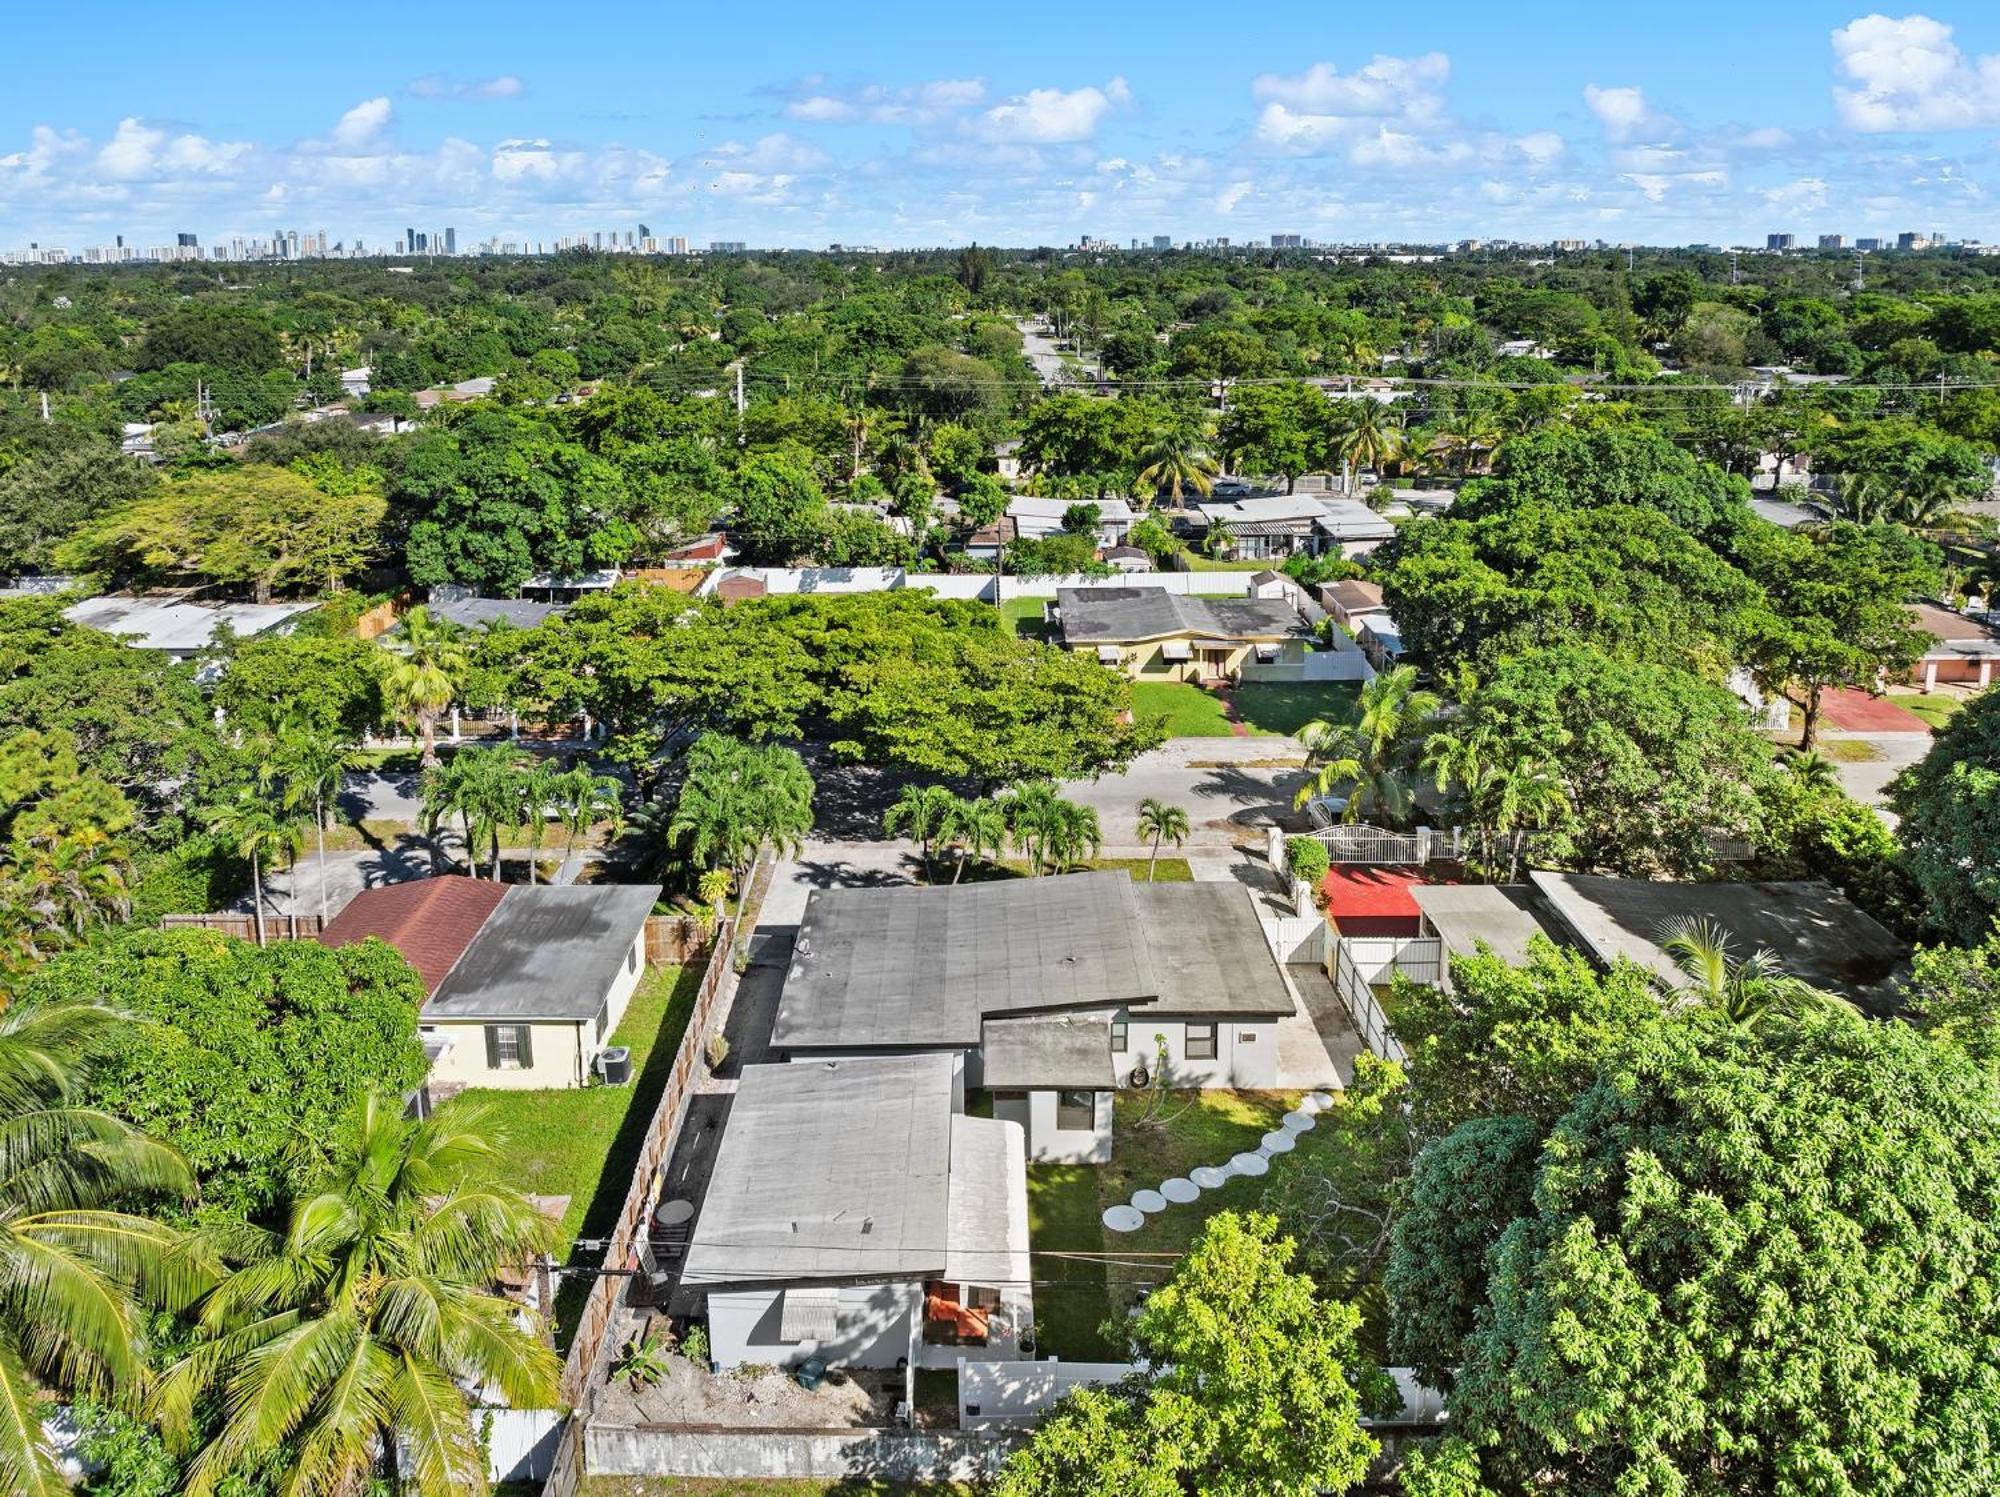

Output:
xmin=1057 ymin=1090 xmax=1095 ymax=1130
xmin=1238 ymin=1028 xmax=1257 ymax=1043
xmin=484 ymin=1024 xmax=533 ymax=1070
xmin=1186 ymin=1023 xmax=1217 ymax=1061
xmin=627 ymin=944 xmax=639 ymax=974
xmin=594 ymin=1001 xmax=610 ymax=1043
xmin=967 ymin=1285 xmax=1002 ymax=1311
xmin=990 ymin=1089 xmax=1028 ymax=1105
xmin=1109 ymin=1018 xmax=1128 ymax=1054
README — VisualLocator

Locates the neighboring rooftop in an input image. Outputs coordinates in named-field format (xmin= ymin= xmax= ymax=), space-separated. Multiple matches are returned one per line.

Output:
xmin=1529 ymin=872 xmax=1909 ymax=1011
xmin=1909 ymin=601 xmax=2000 ymax=659
xmin=1322 ymin=578 xmax=1386 ymax=615
xmin=773 ymin=874 xmax=1292 ymax=1051
xmin=1055 ymin=586 xmax=1303 ymax=646
xmin=682 ymin=1054 xmax=957 ymax=1285
xmin=945 ymin=1113 xmax=1030 ymax=1290
xmin=427 ymin=597 xmax=568 ymax=631
xmin=1316 ymin=498 xmax=1398 ymax=541
xmin=314 ymin=876 xmax=508 ymax=998
xmin=427 ymin=883 xmax=662 ymax=1021
xmin=1412 ymin=884 xmax=1564 ymax=966
xmin=64 ymin=595 xmax=318 ymax=655
xmin=981 ymin=1013 xmax=1116 ymax=1090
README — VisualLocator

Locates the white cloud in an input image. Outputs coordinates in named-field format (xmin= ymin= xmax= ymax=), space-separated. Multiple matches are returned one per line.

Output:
xmin=0 ymin=125 xmax=88 ymax=185
xmin=786 ymin=78 xmax=987 ymax=126
xmin=409 ymin=74 xmax=525 ymax=101
xmin=1764 ymin=175 xmax=1830 ymax=210
xmin=707 ymin=133 xmax=828 ymax=172
xmin=979 ymin=79 xmax=1128 ymax=143
xmin=786 ymin=96 xmax=856 ymax=123
xmin=1252 ymin=54 xmax=1450 ymax=119
xmin=1832 ymin=13 xmax=2000 ymax=129
xmin=331 ymin=97 xmax=392 ymax=150
xmin=1583 ymin=84 xmax=1676 ymax=141
xmin=94 ymin=117 xmax=250 ymax=179
xmin=1215 ymin=179 xmax=1253 ymax=214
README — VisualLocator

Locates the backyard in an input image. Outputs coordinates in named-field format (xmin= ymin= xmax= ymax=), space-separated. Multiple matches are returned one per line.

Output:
xmin=432 ymin=959 xmax=707 ymax=1331
xmin=1129 ymin=680 xmax=1357 ymax=738
xmin=1020 ymin=1090 xmax=1301 ymax=1360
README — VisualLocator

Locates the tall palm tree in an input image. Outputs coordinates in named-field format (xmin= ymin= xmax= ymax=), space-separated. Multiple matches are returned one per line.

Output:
xmin=381 ymin=607 xmax=470 ymax=768
xmin=3 ymin=824 xmax=131 ymax=971
xmin=1785 ymin=749 xmax=1841 ymax=794
xmin=0 ymin=999 xmax=199 ymax=1496
xmin=1134 ymin=798 xmax=1191 ymax=882
xmin=1657 ymin=918 xmax=1856 ymax=1027
xmin=1294 ymin=667 xmax=1441 ymax=827
xmin=1041 ymin=800 xmax=1103 ymax=874
xmin=156 ymin=1095 xmax=561 ymax=1497
xmin=204 ymin=789 xmax=306 ymax=945
xmin=669 ymin=735 xmax=814 ymax=889
xmin=517 ymin=759 xmax=559 ymax=885
xmin=549 ymin=763 xmax=624 ymax=870
xmin=1135 ymin=434 xmax=1220 ymax=506
xmin=1324 ymin=398 xmax=1398 ymax=495
xmin=883 ymin=784 xmax=961 ymax=882
xmin=1203 ymin=518 xmax=1236 ymax=560
xmin=999 ymin=782 xmax=1063 ymax=876
xmin=1488 ymin=758 xmax=1570 ymax=883
xmin=271 ymin=722 xmax=361 ymax=922
xmin=420 ymin=748 xmax=523 ymax=881
xmin=940 ymin=795 xmax=1008 ymax=883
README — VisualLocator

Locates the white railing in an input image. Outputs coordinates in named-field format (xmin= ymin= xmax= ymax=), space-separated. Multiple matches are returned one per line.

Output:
xmin=1329 ymin=937 xmax=1408 ymax=1064
xmin=1300 ymin=824 xmax=1465 ymax=865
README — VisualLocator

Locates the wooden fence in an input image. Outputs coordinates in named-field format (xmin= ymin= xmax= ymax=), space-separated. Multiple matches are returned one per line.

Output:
xmin=642 ymin=914 xmax=711 ymax=967
xmin=558 ymin=908 xmax=741 ymax=1410
xmin=158 ymin=911 xmax=326 ymax=944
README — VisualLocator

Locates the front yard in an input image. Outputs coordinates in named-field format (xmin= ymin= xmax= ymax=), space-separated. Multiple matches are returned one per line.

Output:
xmin=1130 ymin=680 xmax=1359 ymax=738
xmin=1022 ymin=1090 xmax=1300 ymax=1360
xmin=1129 ymin=681 xmax=1238 ymax=736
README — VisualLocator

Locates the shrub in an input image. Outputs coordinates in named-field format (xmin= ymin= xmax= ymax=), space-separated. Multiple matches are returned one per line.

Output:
xmin=1286 ymin=835 xmax=1331 ymax=887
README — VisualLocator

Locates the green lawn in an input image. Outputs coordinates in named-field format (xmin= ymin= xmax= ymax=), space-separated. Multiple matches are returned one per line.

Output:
xmin=433 ymin=961 xmax=704 ymax=1255
xmin=1179 ymin=556 xmax=1280 ymax=572
xmin=1815 ymin=738 xmax=1887 ymax=763
xmin=960 ymin=857 xmax=1195 ymax=883
xmin=1129 ymin=680 xmax=1238 ymax=736
xmin=1025 ymin=1090 xmax=1298 ymax=1360
xmin=1232 ymin=682 xmax=1359 ymax=737
xmin=1887 ymin=690 xmax=1972 ymax=732
xmin=1000 ymin=596 xmax=1051 ymax=637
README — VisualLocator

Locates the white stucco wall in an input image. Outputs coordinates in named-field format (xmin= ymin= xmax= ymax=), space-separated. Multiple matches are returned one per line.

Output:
xmin=993 ymin=1090 xmax=1112 ymax=1165
xmin=707 ymin=1281 xmax=921 ymax=1371
xmin=1115 ymin=1016 xmax=1278 ymax=1089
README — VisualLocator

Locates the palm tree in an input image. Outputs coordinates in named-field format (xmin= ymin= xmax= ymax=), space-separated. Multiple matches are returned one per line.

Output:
xmin=999 ymin=782 xmax=1065 ymax=876
xmin=670 ymin=735 xmax=814 ymax=889
xmin=1785 ymin=749 xmax=1841 ymax=794
xmin=517 ymin=759 xmax=559 ymax=885
xmin=0 ymin=999 xmax=200 ymax=1496
xmin=1135 ymin=434 xmax=1220 ymax=506
xmin=381 ymin=607 xmax=470 ymax=768
xmin=1041 ymin=801 xmax=1103 ymax=874
xmin=156 ymin=1095 xmax=561 ymax=1497
xmin=205 ymin=789 xmax=306 ymax=945
xmin=1203 ymin=518 xmax=1237 ymax=560
xmin=3 ymin=823 xmax=131 ymax=970
xmin=940 ymin=795 xmax=1008 ymax=883
xmin=549 ymin=763 xmax=624 ymax=869
xmin=1657 ymin=918 xmax=1856 ymax=1027
xmin=1293 ymin=667 xmax=1441 ymax=826
xmin=1324 ymin=397 xmax=1398 ymax=495
xmin=271 ymin=722 xmax=361 ymax=922
xmin=420 ymin=747 xmax=522 ymax=881
xmin=697 ymin=867 xmax=733 ymax=926
xmin=1134 ymin=798 xmax=1191 ymax=881
xmin=1488 ymin=758 xmax=1570 ymax=882
xmin=883 ymin=784 xmax=961 ymax=882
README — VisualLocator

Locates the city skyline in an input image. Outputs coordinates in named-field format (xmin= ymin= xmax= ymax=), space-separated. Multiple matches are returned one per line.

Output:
xmin=4 ymin=3 xmax=2000 ymax=248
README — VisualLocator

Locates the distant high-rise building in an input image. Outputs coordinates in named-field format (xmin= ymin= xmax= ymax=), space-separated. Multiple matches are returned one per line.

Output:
xmin=1152 ymin=235 xmax=1171 ymax=251
xmin=667 ymin=236 xmax=689 ymax=255
xmin=1271 ymin=233 xmax=1303 ymax=249
xmin=1818 ymin=233 xmax=1845 ymax=249
xmin=710 ymin=240 xmax=746 ymax=253
xmin=1856 ymin=237 xmax=1882 ymax=251
xmin=1767 ymin=233 xmax=1795 ymax=250
xmin=176 ymin=232 xmax=198 ymax=248
xmin=1897 ymin=231 xmax=1934 ymax=250
xmin=445 ymin=227 xmax=457 ymax=254
xmin=405 ymin=227 xmax=417 ymax=254
xmin=638 ymin=222 xmax=651 ymax=239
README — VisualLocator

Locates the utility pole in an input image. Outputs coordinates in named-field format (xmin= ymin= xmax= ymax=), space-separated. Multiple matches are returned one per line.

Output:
xmin=1852 ymin=250 xmax=1865 ymax=292
xmin=1729 ymin=250 xmax=1740 ymax=285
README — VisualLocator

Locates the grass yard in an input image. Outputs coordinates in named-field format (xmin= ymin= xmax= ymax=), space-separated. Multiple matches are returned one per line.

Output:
xmin=1887 ymin=690 xmax=1973 ymax=732
xmin=999 ymin=596 xmax=1051 ymax=638
xmin=1129 ymin=680 xmax=1237 ymax=736
xmin=1814 ymin=738 xmax=1887 ymax=763
xmin=1024 ymin=1090 xmax=1298 ymax=1360
xmin=1231 ymin=682 xmax=1358 ymax=738
xmin=432 ymin=961 xmax=704 ymax=1303
xmin=1179 ymin=556 xmax=1281 ymax=572
xmin=961 ymin=856 xmax=1194 ymax=883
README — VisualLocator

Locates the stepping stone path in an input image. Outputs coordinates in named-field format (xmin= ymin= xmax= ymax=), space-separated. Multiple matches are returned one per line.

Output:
xmin=1097 ymin=1092 xmax=1337 ymax=1233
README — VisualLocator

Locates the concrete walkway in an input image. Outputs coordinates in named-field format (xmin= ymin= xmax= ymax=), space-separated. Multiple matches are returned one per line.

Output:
xmin=1818 ymin=729 xmax=1931 ymax=825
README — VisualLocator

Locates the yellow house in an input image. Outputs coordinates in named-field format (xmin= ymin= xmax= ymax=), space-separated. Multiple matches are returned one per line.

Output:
xmin=315 ymin=875 xmax=662 ymax=1094
xmin=1054 ymin=585 xmax=1309 ymax=683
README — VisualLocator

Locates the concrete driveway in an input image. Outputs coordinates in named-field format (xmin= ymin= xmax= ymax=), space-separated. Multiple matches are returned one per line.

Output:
xmin=1820 ymin=729 xmax=1931 ymax=824
xmin=1064 ymin=738 xmax=1311 ymax=853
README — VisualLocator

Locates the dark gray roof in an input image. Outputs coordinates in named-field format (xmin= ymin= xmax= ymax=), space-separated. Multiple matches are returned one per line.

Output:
xmin=1055 ymin=587 xmax=1303 ymax=646
xmin=775 ymin=873 xmax=1158 ymax=1049
xmin=773 ymin=873 xmax=1293 ymax=1052
xmin=682 ymin=1054 xmax=956 ymax=1285
xmin=1412 ymin=884 xmax=1563 ymax=965
xmin=428 ymin=597 xmax=569 ymax=631
xmin=1529 ymin=873 xmax=1909 ymax=1012
xmin=982 ymin=1014 xmax=1116 ymax=1089
xmin=426 ymin=883 xmax=662 ymax=1021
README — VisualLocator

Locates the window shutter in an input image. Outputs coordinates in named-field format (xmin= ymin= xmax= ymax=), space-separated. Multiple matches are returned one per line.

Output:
xmin=484 ymin=1026 xmax=501 ymax=1069
xmin=517 ymin=1025 xmax=534 ymax=1069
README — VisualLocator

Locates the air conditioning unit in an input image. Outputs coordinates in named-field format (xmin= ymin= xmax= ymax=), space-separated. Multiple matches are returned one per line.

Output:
xmin=597 ymin=1046 xmax=632 ymax=1085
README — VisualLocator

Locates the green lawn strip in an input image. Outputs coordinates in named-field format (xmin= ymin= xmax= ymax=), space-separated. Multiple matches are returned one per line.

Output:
xmin=1179 ymin=557 xmax=1282 ymax=572
xmin=1815 ymin=738 xmax=1888 ymax=763
xmin=956 ymin=857 xmax=1194 ymax=884
xmin=1231 ymin=682 xmax=1359 ymax=737
xmin=432 ymin=961 xmax=703 ymax=1326
xmin=1886 ymin=691 xmax=1971 ymax=732
xmin=999 ymin=597 xmax=1050 ymax=638
xmin=1024 ymin=1090 xmax=1297 ymax=1361
xmin=1129 ymin=680 xmax=1237 ymax=736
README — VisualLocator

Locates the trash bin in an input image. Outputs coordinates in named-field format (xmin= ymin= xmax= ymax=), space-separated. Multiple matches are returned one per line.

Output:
xmin=795 ymin=1357 xmax=827 ymax=1391
xmin=599 ymin=1046 xmax=632 ymax=1085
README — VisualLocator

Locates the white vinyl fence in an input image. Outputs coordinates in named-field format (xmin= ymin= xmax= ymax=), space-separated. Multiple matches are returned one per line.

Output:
xmin=1328 ymin=938 xmax=1409 ymax=1064
xmin=958 ymin=1360 xmax=1136 ymax=1430
xmin=1261 ymin=915 xmax=1332 ymax=965
xmin=1340 ymin=934 xmax=1444 ymax=987
xmin=485 ymin=1407 xmax=564 ymax=1485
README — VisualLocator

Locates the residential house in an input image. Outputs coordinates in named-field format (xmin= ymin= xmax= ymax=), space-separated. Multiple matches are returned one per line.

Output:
xmin=315 ymin=877 xmax=662 ymax=1091
xmin=701 ymin=565 xmax=910 ymax=599
xmin=1906 ymin=601 xmax=2000 ymax=691
xmin=1006 ymin=495 xmax=1136 ymax=549
xmin=427 ymin=597 xmax=569 ymax=632
xmin=660 ymin=533 xmax=737 ymax=566
xmin=1054 ymin=585 xmax=1309 ymax=682
xmin=1320 ymin=578 xmax=1389 ymax=629
xmin=1194 ymin=495 xmax=1395 ymax=560
xmin=1102 ymin=545 xmax=1154 ymax=574
xmin=64 ymin=594 xmax=320 ymax=662
xmin=520 ymin=568 xmax=619 ymax=603
xmin=1355 ymin=614 xmax=1405 ymax=672
xmin=769 ymin=873 xmax=1294 ymax=1164
xmin=681 ymin=1053 xmax=1032 ymax=1373
xmin=1315 ymin=499 xmax=1399 ymax=559
xmin=339 ymin=367 xmax=372 ymax=398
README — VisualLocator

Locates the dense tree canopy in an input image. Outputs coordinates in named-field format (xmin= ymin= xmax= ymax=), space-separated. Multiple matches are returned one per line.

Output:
xmin=1891 ymin=688 xmax=2000 ymax=941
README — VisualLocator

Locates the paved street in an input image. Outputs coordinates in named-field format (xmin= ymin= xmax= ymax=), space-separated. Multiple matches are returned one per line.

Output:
xmin=1820 ymin=729 xmax=1931 ymax=825
xmin=1063 ymin=737 xmax=1310 ymax=852
xmin=1016 ymin=318 xmax=1071 ymax=387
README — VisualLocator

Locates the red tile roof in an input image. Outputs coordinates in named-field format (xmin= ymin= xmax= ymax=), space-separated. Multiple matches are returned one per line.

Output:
xmin=314 ymin=876 xmax=507 ymax=998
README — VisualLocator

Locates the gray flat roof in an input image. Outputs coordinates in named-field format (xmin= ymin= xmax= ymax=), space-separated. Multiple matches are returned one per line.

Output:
xmin=65 ymin=595 xmax=318 ymax=653
xmin=945 ymin=1113 xmax=1030 ymax=1289
xmin=426 ymin=883 xmax=662 ymax=1021
xmin=428 ymin=597 xmax=568 ymax=631
xmin=1055 ymin=587 xmax=1303 ymax=646
xmin=773 ymin=874 xmax=1293 ymax=1052
xmin=981 ymin=1014 xmax=1116 ymax=1090
xmin=1412 ymin=884 xmax=1563 ymax=965
xmin=1529 ymin=872 xmax=1908 ymax=1010
xmin=682 ymin=1055 xmax=956 ymax=1285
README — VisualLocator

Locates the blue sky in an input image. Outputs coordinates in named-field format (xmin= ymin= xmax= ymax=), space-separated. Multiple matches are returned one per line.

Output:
xmin=3 ymin=2 xmax=1999 ymax=249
